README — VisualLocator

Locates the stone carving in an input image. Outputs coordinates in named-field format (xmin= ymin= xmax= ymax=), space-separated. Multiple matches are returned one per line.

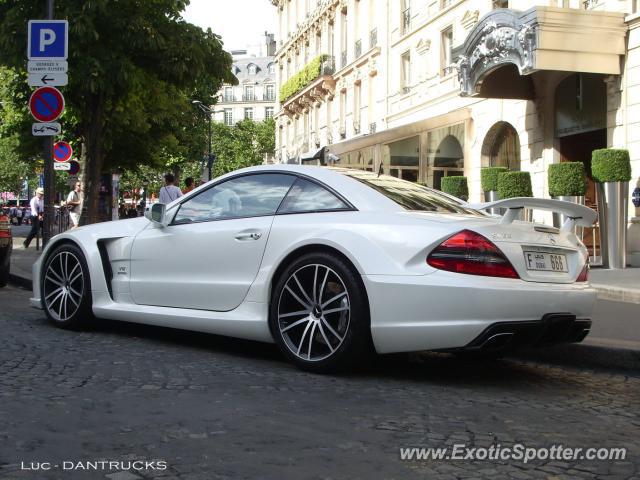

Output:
xmin=453 ymin=10 xmax=538 ymax=97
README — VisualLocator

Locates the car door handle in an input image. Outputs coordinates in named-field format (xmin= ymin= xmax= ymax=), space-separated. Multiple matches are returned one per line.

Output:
xmin=235 ymin=232 xmax=262 ymax=241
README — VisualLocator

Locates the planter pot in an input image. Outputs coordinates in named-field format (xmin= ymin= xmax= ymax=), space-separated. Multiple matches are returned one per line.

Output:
xmin=552 ymin=196 xmax=585 ymax=234
xmin=628 ymin=217 xmax=640 ymax=267
xmin=484 ymin=190 xmax=501 ymax=216
xmin=601 ymin=181 xmax=629 ymax=269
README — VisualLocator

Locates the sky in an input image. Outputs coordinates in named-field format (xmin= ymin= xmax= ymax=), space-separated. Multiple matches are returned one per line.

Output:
xmin=182 ymin=0 xmax=278 ymax=53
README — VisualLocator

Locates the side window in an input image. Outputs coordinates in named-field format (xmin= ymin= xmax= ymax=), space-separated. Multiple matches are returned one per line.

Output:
xmin=278 ymin=178 xmax=349 ymax=214
xmin=173 ymin=174 xmax=295 ymax=224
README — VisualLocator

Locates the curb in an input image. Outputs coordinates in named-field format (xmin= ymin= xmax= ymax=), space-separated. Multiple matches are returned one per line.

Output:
xmin=512 ymin=342 xmax=640 ymax=374
xmin=592 ymin=283 xmax=640 ymax=305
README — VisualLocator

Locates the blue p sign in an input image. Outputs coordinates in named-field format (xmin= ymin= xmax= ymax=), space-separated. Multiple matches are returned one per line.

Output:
xmin=28 ymin=20 xmax=68 ymax=59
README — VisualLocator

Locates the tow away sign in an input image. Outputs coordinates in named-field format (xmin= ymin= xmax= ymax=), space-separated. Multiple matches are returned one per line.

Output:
xmin=32 ymin=122 xmax=61 ymax=136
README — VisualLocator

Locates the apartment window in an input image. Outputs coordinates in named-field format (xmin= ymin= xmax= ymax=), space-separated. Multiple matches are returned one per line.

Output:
xmin=355 ymin=39 xmax=362 ymax=58
xmin=224 ymin=109 xmax=233 ymax=126
xmin=401 ymin=51 xmax=411 ymax=93
xmin=339 ymin=90 xmax=346 ymax=138
xmin=401 ymin=0 xmax=411 ymax=35
xmin=268 ymin=63 xmax=276 ymax=75
xmin=265 ymin=84 xmax=275 ymax=101
xmin=223 ymin=87 xmax=234 ymax=102
xmin=248 ymin=64 xmax=257 ymax=75
xmin=244 ymin=85 xmax=254 ymax=101
xmin=441 ymin=27 xmax=453 ymax=76
xmin=244 ymin=107 xmax=254 ymax=120
xmin=354 ymin=82 xmax=361 ymax=134
xmin=341 ymin=9 xmax=348 ymax=65
xmin=265 ymin=107 xmax=274 ymax=119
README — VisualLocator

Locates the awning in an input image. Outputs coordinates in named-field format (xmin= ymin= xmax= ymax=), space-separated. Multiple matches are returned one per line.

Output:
xmin=452 ymin=7 xmax=626 ymax=98
xmin=300 ymin=146 xmax=326 ymax=164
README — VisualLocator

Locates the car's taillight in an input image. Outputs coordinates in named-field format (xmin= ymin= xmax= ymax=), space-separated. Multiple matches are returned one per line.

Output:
xmin=576 ymin=263 xmax=589 ymax=282
xmin=427 ymin=229 xmax=519 ymax=279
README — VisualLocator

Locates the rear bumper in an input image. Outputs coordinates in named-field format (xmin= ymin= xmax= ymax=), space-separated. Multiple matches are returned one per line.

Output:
xmin=461 ymin=314 xmax=591 ymax=351
xmin=363 ymin=271 xmax=597 ymax=354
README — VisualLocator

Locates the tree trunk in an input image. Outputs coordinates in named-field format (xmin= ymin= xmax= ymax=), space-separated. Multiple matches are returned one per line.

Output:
xmin=79 ymin=94 xmax=105 ymax=226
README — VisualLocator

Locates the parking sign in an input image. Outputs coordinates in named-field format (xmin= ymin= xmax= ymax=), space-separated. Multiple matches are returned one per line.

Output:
xmin=28 ymin=20 xmax=68 ymax=60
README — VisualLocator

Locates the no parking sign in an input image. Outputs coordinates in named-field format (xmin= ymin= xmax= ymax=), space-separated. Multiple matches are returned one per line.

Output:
xmin=29 ymin=86 xmax=64 ymax=122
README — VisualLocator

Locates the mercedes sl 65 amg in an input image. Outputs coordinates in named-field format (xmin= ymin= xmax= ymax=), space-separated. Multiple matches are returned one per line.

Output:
xmin=30 ymin=165 xmax=597 ymax=371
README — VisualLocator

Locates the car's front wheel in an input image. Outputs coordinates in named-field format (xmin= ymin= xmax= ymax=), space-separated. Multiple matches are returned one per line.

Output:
xmin=42 ymin=243 xmax=93 ymax=329
xmin=269 ymin=252 xmax=371 ymax=372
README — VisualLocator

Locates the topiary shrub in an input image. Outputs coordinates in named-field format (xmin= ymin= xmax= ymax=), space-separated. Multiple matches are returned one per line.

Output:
xmin=481 ymin=167 xmax=508 ymax=192
xmin=548 ymin=162 xmax=586 ymax=197
xmin=497 ymin=171 xmax=533 ymax=199
xmin=591 ymin=148 xmax=632 ymax=183
xmin=441 ymin=176 xmax=468 ymax=200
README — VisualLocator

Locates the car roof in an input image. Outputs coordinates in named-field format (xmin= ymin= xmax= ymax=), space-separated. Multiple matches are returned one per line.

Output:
xmin=211 ymin=164 xmax=403 ymax=213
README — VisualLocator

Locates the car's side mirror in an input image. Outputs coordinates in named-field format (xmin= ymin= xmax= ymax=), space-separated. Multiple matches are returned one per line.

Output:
xmin=145 ymin=203 xmax=167 ymax=226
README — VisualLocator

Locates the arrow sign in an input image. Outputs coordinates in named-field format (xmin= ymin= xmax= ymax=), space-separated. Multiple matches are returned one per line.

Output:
xmin=28 ymin=60 xmax=68 ymax=74
xmin=32 ymin=122 xmax=61 ymax=136
xmin=54 ymin=162 xmax=71 ymax=171
xmin=53 ymin=141 xmax=72 ymax=163
xmin=28 ymin=73 xmax=68 ymax=87
xmin=29 ymin=86 xmax=64 ymax=122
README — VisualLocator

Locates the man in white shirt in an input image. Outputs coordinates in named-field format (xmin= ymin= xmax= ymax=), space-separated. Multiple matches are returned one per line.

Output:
xmin=23 ymin=188 xmax=44 ymax=249
xmin=66 ymin=182 xmax=83 ymax=227
xmin=159 ymin=174 xmax=183 ymax=204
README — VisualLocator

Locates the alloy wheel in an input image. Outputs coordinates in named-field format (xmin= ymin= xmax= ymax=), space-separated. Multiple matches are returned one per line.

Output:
xmin=277 ymin=264 xmax=351 ymax=362
xmin=43 ymin=251 xmax=84 ymax=322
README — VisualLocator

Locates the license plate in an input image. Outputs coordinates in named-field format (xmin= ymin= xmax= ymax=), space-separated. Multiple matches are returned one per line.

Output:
xmin=523 ymin=251 xmax=568 ymax=272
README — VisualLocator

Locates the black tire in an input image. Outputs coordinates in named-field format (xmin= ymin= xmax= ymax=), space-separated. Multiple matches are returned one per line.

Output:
xmin=269 ymin=252 xmax=372 ymax=373
xmin=41 ymin=243 xmax=93 ymax=329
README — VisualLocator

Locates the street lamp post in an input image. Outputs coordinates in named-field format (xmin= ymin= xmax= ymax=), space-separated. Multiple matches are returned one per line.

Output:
xmin=192 ymin=100 xmax=222 ymax=182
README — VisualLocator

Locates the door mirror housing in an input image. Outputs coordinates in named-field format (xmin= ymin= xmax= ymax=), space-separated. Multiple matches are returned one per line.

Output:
xmin=145 ymin=203 xmax=167 ymax=226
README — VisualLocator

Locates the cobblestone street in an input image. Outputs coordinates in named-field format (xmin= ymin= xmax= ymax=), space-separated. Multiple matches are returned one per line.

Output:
xmin=0 ymin=285 xmax=639 ymax=480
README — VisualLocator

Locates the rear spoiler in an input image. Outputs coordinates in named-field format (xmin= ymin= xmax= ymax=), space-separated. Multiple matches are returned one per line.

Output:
xmin=469 ymin=197 xmax=597 ymax=231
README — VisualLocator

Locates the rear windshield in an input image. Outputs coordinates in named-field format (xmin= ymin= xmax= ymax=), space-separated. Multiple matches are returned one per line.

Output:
xmin=339 ymin=169 xmax=485 ymax=216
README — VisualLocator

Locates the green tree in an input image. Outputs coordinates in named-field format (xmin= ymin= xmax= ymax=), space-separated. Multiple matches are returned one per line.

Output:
xmin=0 ymin=0 xmax=235 ymax=224
xmin=211 ymin=118 xmax=276 ymax=177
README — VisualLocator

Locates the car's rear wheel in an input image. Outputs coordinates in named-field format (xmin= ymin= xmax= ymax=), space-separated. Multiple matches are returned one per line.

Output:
xmin=42 ymin=243 xmax=92 ymax=329
xmin=269 ymin=252 xmax=371 ymax=372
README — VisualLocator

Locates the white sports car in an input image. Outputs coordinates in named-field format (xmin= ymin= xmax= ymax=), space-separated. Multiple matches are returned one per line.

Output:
xmin=31 ymin=165 xmax=597 ymax=371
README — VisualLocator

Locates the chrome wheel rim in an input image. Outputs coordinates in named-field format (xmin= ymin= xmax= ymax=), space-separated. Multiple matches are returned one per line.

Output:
xmin=43 ymin=251 xmax=84 ymax=322
xmin=277 ymin=264 xmax=350 ymax=362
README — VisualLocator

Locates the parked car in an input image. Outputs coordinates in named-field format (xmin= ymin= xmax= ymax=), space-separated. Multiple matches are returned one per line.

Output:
xmin=0 ymin=212 xmax=12 ymax=287
xmin=29 ymin=165 xmax=597 ymax=372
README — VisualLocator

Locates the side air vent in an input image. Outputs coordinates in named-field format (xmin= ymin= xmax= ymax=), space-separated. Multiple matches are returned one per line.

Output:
xmin=97 ymin=241 xmax=113 ymax=300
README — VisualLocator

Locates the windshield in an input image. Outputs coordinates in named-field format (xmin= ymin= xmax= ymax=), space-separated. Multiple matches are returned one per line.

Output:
xmin=337 ymin=169 xmax=485 ymax=216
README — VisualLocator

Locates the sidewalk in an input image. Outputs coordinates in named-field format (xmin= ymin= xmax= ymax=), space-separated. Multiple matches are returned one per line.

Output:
xmin=8 ymin=235 xmax=639 ymax=371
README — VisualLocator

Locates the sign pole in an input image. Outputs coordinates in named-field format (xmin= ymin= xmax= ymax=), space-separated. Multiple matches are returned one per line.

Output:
xmin=42 ymin=0 xmax=55 ymax=247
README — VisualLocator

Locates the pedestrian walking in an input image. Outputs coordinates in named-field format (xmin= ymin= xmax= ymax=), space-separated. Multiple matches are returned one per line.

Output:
xmin=23 ymin=188 xmax=44 ymax=249
xmin=159 ymin=174 xmax=183 ymax=204
xmin=66 ymin=181 xmax=83 ymax=228
xmin=15 ymin=206 xmax=23 ymax=226
xmin=183 ymin=177 xmax=195 ymax=194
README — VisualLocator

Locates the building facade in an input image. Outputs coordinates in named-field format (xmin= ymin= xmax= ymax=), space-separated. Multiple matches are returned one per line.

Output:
xmin=271 ymin=0 xmax=640 ymax=264
xmin=213 ymin=41 xmax=278 ymax=126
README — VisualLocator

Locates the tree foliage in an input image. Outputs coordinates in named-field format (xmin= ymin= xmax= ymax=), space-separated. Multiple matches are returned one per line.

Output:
xmin=0 ymin=0 xmax=236 ymax=223
xmin=212 ymin=118 xmax=276 ymax=177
